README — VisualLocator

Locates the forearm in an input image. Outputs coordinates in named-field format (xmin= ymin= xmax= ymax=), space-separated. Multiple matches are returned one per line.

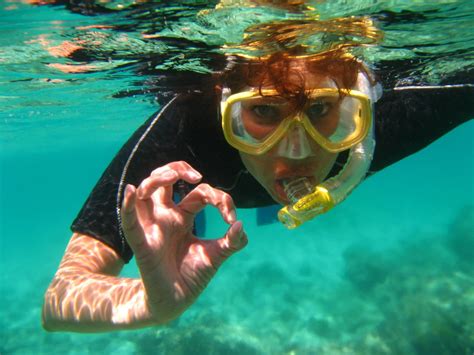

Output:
xmin=42 ymin=270 xmax=158 ymax=332
xmin=42 ymin=233 xmax=168 ymax=333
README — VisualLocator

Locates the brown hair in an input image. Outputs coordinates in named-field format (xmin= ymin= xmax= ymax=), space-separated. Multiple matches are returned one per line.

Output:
xmin=218 ymin=16 xmax=382 ymax=108
xmin=219 ymin=49 xmax=372 ymax=110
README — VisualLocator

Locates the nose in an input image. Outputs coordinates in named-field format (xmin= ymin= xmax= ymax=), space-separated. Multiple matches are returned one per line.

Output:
xmin=275 ymin=124 xmax=313 ymax=159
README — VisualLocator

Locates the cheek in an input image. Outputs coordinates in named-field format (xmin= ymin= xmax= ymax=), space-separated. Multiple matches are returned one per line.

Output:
xmin=320 ymin=153 xmax=338 ymax=176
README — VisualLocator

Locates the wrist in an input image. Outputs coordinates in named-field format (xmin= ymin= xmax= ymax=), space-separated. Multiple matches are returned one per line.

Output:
xmin=109 ymin=279 xmax=160 ymax=327
xmin=144 ymin=294 xmax=184 ymax=325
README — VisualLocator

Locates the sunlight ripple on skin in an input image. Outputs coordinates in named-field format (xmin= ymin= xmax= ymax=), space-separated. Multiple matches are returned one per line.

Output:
xmin=111 ymin=288 xmax=147 ymax=324
xmin=191 ymin=244 xmax=213 ymax=269
xmin=43 ymin=234 xmax=152 ymax=330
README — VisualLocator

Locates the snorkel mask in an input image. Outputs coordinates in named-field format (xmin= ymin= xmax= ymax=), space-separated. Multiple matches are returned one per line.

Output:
xmin=221 ymin=72 xmax=381 ymax=228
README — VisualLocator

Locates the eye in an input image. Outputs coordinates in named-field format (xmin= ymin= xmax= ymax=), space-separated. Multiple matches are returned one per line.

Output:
xmin=306 ymin=101 xmax=331 ymax=121
xmin=251 ymin=105 xmax=282 ymax=122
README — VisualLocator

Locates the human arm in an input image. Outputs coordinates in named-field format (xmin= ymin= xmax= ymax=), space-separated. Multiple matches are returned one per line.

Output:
xmin=42 ymin=233 xmax=154 ymax=332
xmin=42 ymin=162 xmax=248 ymax=332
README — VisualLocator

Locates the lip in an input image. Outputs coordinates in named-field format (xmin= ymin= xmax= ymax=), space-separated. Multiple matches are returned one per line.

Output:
xmin=274 ymin=163 xmax=317 ymax=180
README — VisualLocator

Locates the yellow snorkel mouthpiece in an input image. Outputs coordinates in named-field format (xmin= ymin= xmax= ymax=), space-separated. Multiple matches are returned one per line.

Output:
xmin=278 ymin=182 xmax=335 ymax=229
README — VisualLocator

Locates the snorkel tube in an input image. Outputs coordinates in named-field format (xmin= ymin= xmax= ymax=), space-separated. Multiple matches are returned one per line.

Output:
xmin=278 ymin=74 xmax=380 ymax=229
xmin=278 ymin=125 xmax=375 ymax=228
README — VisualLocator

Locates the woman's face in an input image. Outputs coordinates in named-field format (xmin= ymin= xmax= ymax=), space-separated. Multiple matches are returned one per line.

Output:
xmin=240 ymin=141 xmax=337 ymax=205
xmin=238 ymin=67 xmax=340 ymax=205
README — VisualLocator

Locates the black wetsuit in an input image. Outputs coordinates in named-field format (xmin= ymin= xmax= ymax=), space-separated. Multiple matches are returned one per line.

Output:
xmin=72 ymin=87 xmax=473 ymax=263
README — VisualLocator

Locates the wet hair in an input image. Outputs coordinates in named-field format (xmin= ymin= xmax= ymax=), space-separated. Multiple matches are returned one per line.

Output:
xmin=217 ymin=15 xmax=382 ymax=109
xmin=219 ymin=49 xmax=373 ymax=110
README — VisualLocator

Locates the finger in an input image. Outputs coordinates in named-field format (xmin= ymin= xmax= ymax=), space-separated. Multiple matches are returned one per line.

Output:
xmin=178 ymin=184 xmax=236 ymax=224
xmin=219 ymin=221 xmax=248 ymax=252
xmin=137 ymin=162 xmax=202 ymax=201
xmin=151 ymin=161 xmax=202 ymax=182
xmin=136 ymin=168 xmax=179 ymax=201
xmin=121 ymin=184 xmax=146 ymax=250
xmin=206 ymin=221 xmax=248 ymax=268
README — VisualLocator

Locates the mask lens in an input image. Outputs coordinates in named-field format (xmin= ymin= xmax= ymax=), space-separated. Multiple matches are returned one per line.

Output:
xmin=306 ymin=95 xmax=363 ymax=145
xmin=223 ymin=90 xmax=369 ymax=153
xmin=230 ymin=96 xmax=291 ymax=145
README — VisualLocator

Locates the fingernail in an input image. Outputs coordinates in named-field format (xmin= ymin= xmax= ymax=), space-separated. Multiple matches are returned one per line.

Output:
xmin=189 ymin=172 xmax=202 ymax=180
xmin=229 ymin=210 xmax=237 ymax=223
xmin=232 ymin=221 xmax=242 ymax=237
xmin=125 ymin=184 xmax=133 ymax=195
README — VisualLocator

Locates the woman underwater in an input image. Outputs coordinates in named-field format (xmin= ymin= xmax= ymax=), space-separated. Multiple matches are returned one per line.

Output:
xmin=41 ymin=8 xmax=473 ymax=332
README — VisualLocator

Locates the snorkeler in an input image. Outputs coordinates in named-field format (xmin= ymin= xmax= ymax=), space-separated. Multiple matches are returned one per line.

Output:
xmin=42 ymin=14 xmax=473 ymax=332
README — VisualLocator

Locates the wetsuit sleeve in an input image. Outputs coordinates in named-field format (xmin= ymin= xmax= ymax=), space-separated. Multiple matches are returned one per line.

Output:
xmin=71 ymin=96 xmax=194 ymax=263
xmin=371 ymin=86 xmax=473 ymax=172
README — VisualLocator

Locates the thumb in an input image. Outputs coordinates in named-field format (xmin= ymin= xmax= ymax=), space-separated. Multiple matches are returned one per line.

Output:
xmin=207 ymin=221 xmax=248 ymax=268
xmin=221 ymin=221 xmax=248 ymax=252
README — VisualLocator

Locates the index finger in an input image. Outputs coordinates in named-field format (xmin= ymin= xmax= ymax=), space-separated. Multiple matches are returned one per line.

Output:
xmin=178 ymin=184 xmax=237 ymax=225
xmin=137 ymin=161 xmax=202 ymax=200
xmin=151 ymin=161 xmax=201 ymax=180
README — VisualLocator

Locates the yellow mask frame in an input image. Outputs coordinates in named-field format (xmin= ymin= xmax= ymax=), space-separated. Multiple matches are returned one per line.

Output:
xmin=221 ymin=88 xmax=372 ymax=155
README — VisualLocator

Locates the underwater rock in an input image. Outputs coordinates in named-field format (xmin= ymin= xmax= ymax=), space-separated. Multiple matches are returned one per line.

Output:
xmin=342 ymin=246 xmax=391 ymax=293
xmin=245 ymin=261 xmax=289 ymax=288
xmin=135 ymin=310 xmax=263 ymax=355
xmin=444 ymin=205 xmax=474 ymax=265
xmin=306 ymin=316 xmax=337 ymax=339
xmin=335 ymin=205 xmax=474 ymax=354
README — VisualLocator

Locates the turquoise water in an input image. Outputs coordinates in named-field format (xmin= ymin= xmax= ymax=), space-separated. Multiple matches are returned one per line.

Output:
xmin=1 ymin=1 xmax=473 ymax=354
